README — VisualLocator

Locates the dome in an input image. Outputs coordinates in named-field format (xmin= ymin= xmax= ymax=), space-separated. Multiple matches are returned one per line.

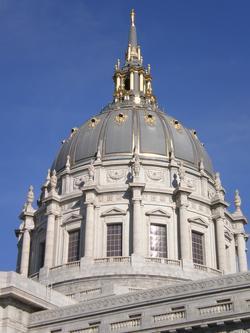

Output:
xmin=52 ymin=102 xmax=213 ymax=175
xmin=15 ymin=9 xmax=248 ymax=302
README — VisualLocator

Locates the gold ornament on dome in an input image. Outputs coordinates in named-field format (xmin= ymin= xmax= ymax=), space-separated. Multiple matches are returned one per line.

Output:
xmin=191 ymin=129 xmax=198 ymax=139
xmin=170 ymin=119 xmax=182 ymax=130
xmin=88 ymin=117 xmax=100 ymax=128
xmin=144 ymin=113 xmax=156 ymax=126
xmin=115 ymin=113 xmax=128 ymax=125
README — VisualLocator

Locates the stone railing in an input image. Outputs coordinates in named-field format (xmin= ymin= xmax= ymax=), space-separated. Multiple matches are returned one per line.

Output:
xmin=145 ymin=257 xmax=181 ymax=266
xmin=71 ymin=326 xmax=99 ymax=333
xmin=154 ymin=309 xmax=186 ymax=322
xmin=94 ymin=257 xmax=131 ymax=264
xmin=50 ymin=260 xmax=80 ymax=272
xmin=110 ymin=318 xmax=141 ymax=331
xmin=194 ymin=263 xmax=222 ymax=275
xmin=199 ymin=301 xmax=233 ymax=315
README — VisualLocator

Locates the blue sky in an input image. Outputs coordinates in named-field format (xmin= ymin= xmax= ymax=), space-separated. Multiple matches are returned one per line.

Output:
xmin=0 ymin=0 xmax=250 ymax=270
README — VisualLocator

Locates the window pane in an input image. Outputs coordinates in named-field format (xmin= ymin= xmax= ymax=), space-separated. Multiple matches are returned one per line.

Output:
xmin=150 ymin=224 xmax=167 ymax=258
xmin=107 ymin=224 xmax=122 ymax=257
xmin=192 ymin=231 xmax=204 ymax=265
xmin=68 ymin=230 xmax=80 ymax=262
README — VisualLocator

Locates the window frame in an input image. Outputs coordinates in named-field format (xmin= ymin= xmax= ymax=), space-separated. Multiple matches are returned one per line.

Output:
xmin=106 ymin=223 xmax=123 ymax=257
xmin=149 ymin=223 xmax=168 ymax=258
xmin=191 ymin=230 xmax=205 ymax=265
xmin=67 ymin=229 xmax=81 ymax=263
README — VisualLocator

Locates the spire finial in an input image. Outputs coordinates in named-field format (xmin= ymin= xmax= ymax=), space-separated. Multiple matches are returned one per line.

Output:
xmin=131 ymin=9 xmax=135 ymax=27
xmin=234 ymin=189 xmax=242 ymax=214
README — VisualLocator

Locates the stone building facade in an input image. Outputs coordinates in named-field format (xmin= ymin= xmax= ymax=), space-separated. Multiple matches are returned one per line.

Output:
xmin=1 ymin=9 xmax=249 ymax=333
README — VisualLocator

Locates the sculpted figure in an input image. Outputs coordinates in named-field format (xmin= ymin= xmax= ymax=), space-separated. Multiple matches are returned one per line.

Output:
xmin=88 ymin=159 xmax=95 ymax=182
xmin=132 ymin=153 xmax=140 ymax=178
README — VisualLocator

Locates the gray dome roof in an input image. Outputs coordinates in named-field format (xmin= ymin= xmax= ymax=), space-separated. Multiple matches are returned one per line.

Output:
xmin=52 ymin=102 xmax=213 ymax=175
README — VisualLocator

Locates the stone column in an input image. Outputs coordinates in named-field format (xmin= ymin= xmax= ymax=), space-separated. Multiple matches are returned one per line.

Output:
xmin=44 ymin=213 xmax=56 ymax=268
xmin=84 ymin=203 xmax=95 ymax=258
xmin=215 ymin=217 xmax=227 ymax=272
xmin=20 ymin=229 xmax=31 ymax=276
xmin=237 ymin=233 xmax=248 ymax=272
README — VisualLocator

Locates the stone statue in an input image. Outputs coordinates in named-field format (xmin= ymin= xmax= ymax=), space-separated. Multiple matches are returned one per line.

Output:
xmin=214 ymin=172 xmax=222 ymax=192
xmin=132 ymin=153 xmax=140 ymax=179
xmin=50 ymin=169 xmax=57 ymax=192
xmin=88 ymin=160 xmax=95 ymax=183
xmin=178 ymin=161 xmax=186 ymax=186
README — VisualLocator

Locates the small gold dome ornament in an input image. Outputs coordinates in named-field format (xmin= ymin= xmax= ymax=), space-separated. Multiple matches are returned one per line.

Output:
xmin=115 ymin=113 xmax=128 ymax=125
xmin=88 ymin=117 xmax=100 ymax=128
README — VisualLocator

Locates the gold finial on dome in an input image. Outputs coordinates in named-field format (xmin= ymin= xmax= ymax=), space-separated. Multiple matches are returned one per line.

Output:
xmin=131 ymin=9 xmax=135 ymax=26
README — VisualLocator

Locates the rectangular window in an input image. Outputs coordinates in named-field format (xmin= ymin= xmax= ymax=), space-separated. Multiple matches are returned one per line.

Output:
xmin=38 ymin=241 xmax=45 ymax=269
xmin=107 ymin=224 xmax=122 ymax=257
xmin=192 ymin=231 xmax=204 ymax=265
xmin=150 ymin=224 xmax=167 ymax=258
xmin=68 ymin=230 xmax=80 ymax=262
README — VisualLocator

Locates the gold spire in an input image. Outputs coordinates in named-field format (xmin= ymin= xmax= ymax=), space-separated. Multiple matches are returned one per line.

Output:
xmin=131 ymin=9 xmax=135 ymax=27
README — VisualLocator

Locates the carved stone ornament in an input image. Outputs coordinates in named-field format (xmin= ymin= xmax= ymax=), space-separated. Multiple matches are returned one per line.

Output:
xmin=208 ymin=188 xmax=216 ymax=199
xmin=73 ymin=175 xmax=88 ymax=189
xmin=107 ymin=169 xmax=126 ymax=183
xmin=146 ymin=169 xmax=164 ymax=182
xmin=186 ymin=177 xmax=196 ymax=190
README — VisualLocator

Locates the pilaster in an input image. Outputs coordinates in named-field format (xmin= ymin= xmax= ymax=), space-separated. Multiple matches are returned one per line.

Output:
xmin=174 ymin=186 xmax=192 ymax=265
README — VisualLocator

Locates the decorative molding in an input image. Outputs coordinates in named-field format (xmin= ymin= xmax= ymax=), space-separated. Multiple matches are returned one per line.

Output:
xmin=29 ymin=272 xmax=250 ymax=325
xmin=146 ymin=169 xmax=164 ymax=182
xmin=73 ymin=175 xmax=88 ymax=189
xmin=106 ymin=169 xmax=127 ymax=183
xmin=145 ymin=208 xmax=171 ymax=218
xmin=188 ymin=217 xmax=209 ymax=228
xmin=101 ymin=207 xmax=127 ymax=217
